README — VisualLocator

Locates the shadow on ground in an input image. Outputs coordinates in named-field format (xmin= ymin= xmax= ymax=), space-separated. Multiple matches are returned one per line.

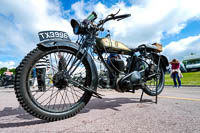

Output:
xmin=81 ymin=97 xmax=154 ymax=113
xmin=0 ymin=120 xmax=46 ymax=128
xmin=0 ymin=106 xmax=47 ymax=128
xmin=0 ymin=106 xmax=34 ymax=120
xmin=0 ymin=96 xmax=154 ymax=128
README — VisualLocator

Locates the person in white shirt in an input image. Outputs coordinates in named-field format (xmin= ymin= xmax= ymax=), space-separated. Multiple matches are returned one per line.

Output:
xmin=35 ymin=56 xmax=50 ymax=91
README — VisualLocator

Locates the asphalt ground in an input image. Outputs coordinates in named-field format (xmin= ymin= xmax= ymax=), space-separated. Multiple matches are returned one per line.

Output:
xmin=0 ymin=86 xmax=200 ymax=133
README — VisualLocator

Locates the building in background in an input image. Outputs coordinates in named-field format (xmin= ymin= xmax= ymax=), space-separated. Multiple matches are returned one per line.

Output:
xmin=182 ymin=54 xmax=200 ymax=72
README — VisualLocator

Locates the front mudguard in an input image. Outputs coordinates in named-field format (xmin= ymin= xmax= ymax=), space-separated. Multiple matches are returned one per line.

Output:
xmin=37 ymin=39 xmax=78 ymax=49
xmin=152 ymin=53 xmax=169 ymax=72
xmin=37 ymin=40 xmax=98 ymax=91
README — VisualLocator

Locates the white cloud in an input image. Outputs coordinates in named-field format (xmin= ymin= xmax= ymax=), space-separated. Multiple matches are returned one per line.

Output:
xmin=163 ymin=34 xmax=200 ymax=61
xmin=0 ymin=0 xmax=73 ymax=59
xmin=0 ymin=61 xmax=15 ymax=69
xmin=69 ymin=0 xmax=200 ymax=62
xmin=71 ymin=0 xmax=200 ymax=47
xmin=1 ymin=0 xmax=200 ymax=67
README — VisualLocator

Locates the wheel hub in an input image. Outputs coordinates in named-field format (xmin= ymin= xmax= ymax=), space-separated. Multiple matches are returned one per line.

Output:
xmin=53 ymin=72 xmax=70 ymax=89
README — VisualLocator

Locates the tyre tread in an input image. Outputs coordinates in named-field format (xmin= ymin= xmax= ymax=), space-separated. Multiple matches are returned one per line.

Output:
xmin=14 ymin=48 xmax=90 ymax=121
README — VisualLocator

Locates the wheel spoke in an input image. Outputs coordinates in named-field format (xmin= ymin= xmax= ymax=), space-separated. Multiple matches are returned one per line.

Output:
xmin=40 ymin=89 xmax=59 ymax=105
xmin=25 ymin=48 xmax=92 ymax=113
xmin=141 ymin=55 xmax=165 ymax=96
xmin=33 ymin=86 xmax=53 ymax=99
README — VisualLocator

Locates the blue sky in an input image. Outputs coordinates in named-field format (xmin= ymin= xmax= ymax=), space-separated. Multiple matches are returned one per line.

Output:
xmin=161 ymin=20 xmax=200 ymax=45
xmin=0 ymin=0 xmax=200 ymax=68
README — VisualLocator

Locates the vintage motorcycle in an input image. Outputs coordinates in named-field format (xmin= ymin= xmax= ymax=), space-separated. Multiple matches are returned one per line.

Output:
xmin=14 ymin=10 xmax=169 ymax=121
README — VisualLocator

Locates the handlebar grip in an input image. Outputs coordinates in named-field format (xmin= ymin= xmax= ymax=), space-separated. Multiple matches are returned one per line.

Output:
xmin=83 ymin=11 xmax=97 ymax=24
xmin=114 ymin=14 xmax=131 ymax=20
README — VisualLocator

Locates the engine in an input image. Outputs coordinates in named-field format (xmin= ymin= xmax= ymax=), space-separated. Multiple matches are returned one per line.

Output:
xmin=107 ymin=54 xmax=124 ymax=72
xmin=99 ymin=54 xmax=125 ymax=89
xmin=119 ymin=56 xmax=152 ymax=92
xmin=99 ymin=54 xmax=152 ymax=92
xmin=98 ymin=74 xmax=110 ymax=88
xmin=116 ymin=70 xmax=144 ymax=92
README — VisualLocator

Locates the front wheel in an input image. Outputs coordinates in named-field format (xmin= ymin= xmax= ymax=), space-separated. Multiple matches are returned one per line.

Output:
xmin=15 ymin=46 xmax=95 ymax=121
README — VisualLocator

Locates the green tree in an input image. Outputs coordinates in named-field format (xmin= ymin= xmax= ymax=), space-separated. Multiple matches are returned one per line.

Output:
xmin=0 ymin=67 xmax=8 ymax=75
xmin=9 ymin=68 xmax=16 ymax=75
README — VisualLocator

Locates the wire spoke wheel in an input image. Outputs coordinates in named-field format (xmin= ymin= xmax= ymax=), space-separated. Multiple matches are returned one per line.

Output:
xmin=141 ymin=56 xmax=165 ymax=96
xmin=29 ymin=51 xmax=88 ymax=112
xmin=145 ymin=66 xmax=163 ymax=94
xmin=15 ymin=46 xmax=94 ymax=121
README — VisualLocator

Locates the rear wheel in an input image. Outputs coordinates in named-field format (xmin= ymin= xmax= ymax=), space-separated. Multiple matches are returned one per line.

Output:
xmin=142 ymin=57 xmax=165 ymax=96
xmin=15 ymin=46 xmax=94 ymax=121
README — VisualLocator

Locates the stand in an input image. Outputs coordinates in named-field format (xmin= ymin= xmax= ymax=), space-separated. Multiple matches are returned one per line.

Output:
xmin=140 ymin=86 xmax=158 ymax=104
xmin=140 ymin=56 xmax=160 ymax=104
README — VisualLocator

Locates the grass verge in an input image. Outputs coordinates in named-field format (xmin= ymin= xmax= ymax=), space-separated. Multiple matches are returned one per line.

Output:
xmin=165 ymin=71 xmax=200 ymax=86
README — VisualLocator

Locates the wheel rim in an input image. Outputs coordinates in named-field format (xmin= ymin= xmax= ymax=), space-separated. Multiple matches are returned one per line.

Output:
xmin=26 ymin=49 xmax=91 ymax=113
xmin=145 ymin=64 xmax=164 ymax=93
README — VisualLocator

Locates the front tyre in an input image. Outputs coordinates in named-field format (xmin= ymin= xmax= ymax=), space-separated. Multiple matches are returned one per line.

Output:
xmin=15 ymin=46 xmax=95 ymax=121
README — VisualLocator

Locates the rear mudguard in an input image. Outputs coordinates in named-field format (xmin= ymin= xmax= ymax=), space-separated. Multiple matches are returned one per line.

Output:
xmin=152 ymin=53 xmax=169 ymax=72
xmin=37 ymin=40 xmax=98 ymax=91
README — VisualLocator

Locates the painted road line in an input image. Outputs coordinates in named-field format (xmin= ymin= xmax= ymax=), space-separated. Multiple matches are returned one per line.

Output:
xmin=159 ymin=96 xmax=200 ymax=102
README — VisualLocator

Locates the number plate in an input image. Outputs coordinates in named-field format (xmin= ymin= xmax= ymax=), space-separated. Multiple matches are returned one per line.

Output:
xmin=38 ymin=31 xmax=70 ymax=41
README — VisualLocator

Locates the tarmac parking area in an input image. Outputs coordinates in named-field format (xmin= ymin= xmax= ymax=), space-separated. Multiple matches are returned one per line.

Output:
xmin=0 ymin=86 xmax=200 ymax=133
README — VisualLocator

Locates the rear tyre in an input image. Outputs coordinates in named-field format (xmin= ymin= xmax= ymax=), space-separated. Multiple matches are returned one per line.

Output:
xmin=142 ymin=57 xmax=165 ymax=96
xmin=143 ymin=65 xmax=165 ymax=96
xmin=15 ymin=46 xmax=94 ymax=121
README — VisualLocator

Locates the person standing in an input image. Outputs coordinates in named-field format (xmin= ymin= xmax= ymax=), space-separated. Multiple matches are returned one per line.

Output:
xmin=170 ymin=59 xmax=182 ymax=88
xmin=58 ymin=52 xmax=67 ymax=72
xmin=36 ymin=56 xmax=50 ymax=91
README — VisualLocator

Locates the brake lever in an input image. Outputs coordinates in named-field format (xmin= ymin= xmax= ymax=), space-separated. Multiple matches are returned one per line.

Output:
xmin=109 ymin=9 xmax=120 ymax=18
xmin=97 ymin=9 xmax=121 ymax=26
xmin=113 ymin=9 xmax=120 ymax=16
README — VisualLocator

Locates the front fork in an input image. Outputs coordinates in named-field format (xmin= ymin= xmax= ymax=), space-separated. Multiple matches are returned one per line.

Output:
xmin=66 ymin=43 xmax=104 ymax=98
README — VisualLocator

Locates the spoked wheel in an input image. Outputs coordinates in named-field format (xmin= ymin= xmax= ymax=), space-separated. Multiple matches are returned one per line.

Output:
xmin=15 ymin=46 xmax=95 ymax=121
xmin=143 ymin=58 xmax=165 ymax=96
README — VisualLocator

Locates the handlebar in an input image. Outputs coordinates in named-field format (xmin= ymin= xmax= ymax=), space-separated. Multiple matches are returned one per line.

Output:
xmin=114 ymin=14 xmax=131 ymax=20
xmin=71 ymin=10 xmax=131 ymax=35
xmin=97 ymin=14 xmax=131 ymax=27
